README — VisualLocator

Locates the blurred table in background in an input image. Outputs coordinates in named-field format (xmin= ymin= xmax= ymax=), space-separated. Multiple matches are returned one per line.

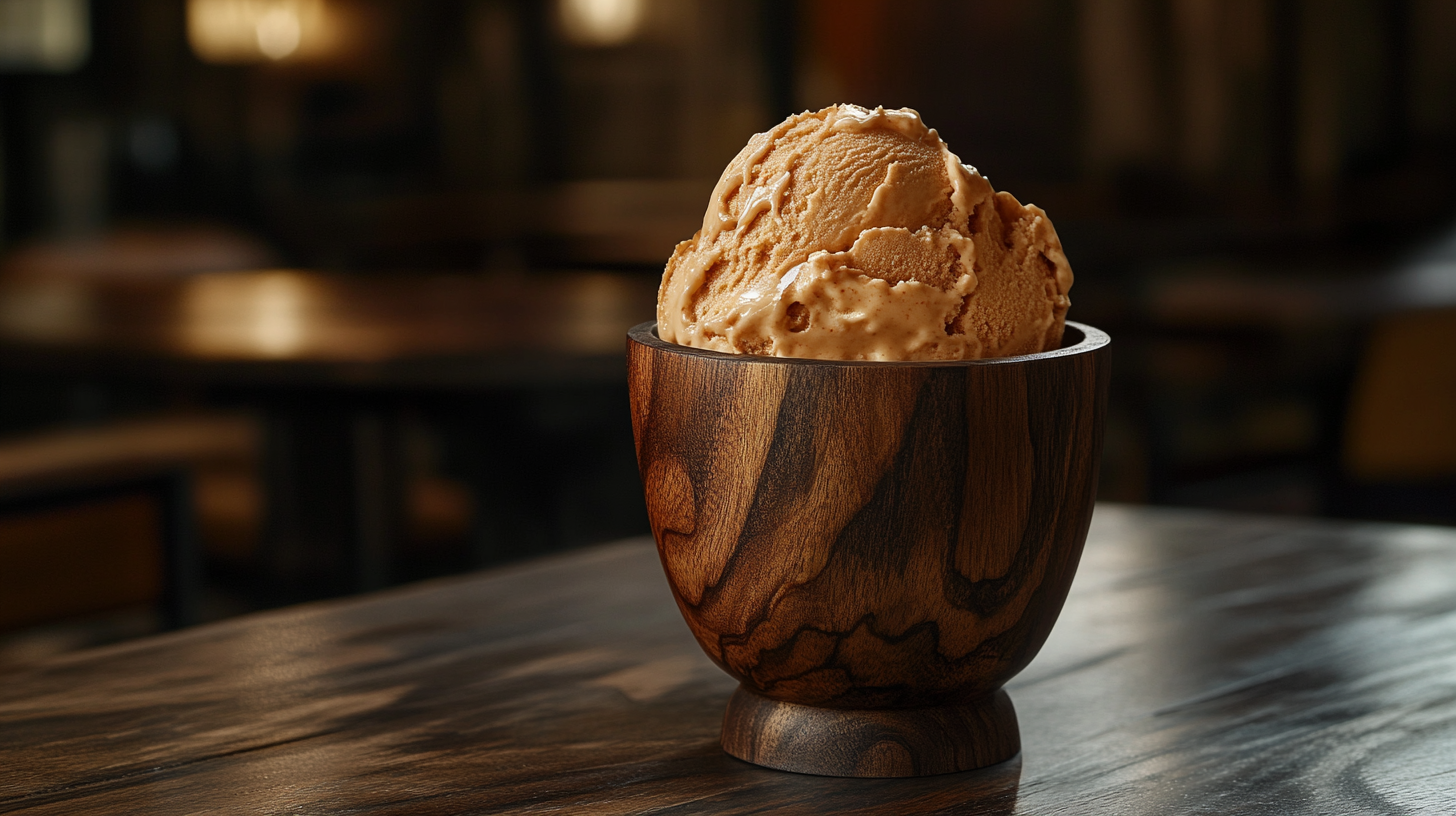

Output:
xmin=0 ymin=269 xmax=659 ymax=596
xmin=5 ymin=505 xmax=1456 ymax=813
xmin=0 ymin=269 xmax=658 ymax=386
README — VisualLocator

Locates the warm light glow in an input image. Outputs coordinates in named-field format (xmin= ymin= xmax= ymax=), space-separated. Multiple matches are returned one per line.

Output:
xmin=0 ymin=0 xmax=89 ymax=72
xmin=187 ymin=0 xmax=335 ymax=64
xmin=183 ymin=271 xmax=311 ymax=358
xmin=255 ymin=6 xmax=301 ymax=59
xmin=557 ymin=0 xmax=644 ymax=46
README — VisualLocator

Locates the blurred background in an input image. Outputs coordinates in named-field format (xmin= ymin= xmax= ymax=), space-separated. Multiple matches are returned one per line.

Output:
xmin=1 ymin=0 xmax=1454 ymax=661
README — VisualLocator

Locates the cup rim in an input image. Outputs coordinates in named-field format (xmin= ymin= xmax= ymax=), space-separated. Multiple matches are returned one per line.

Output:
xmin=628 ymin=320 xmax=1109 ymax=367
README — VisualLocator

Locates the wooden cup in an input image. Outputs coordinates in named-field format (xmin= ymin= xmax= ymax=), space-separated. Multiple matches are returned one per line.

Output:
xmin=627 ymin=321 xmax=1110 ymax=777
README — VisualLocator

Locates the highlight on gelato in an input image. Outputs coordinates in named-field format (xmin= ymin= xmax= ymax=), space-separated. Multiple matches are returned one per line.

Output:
xmin=657 ymin=104 xmax=1074 ymax=362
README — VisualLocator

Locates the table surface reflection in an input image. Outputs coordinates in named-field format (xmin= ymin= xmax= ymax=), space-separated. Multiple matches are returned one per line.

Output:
xmin=4 ymin=504 xmax=1456 ymax=814
xmin=0 ymin=269 xmax=659 ymax=387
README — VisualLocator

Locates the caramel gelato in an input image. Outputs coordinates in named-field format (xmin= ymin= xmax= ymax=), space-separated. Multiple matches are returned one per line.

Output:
xmin=657 ymin=104 xmax=1073 ymax=361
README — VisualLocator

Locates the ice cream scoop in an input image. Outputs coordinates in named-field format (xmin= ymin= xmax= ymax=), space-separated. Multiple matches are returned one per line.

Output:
xmin=657 ymin=104 xmax=1074 ymax=361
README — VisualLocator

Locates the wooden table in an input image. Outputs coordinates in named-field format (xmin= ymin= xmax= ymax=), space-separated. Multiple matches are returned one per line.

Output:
xmin=0 ymin=270 xmax=659 ymax=592
xmin=5 ymin=504 xmax=1455 ymax=814
xmin=0 ymin=269 xmax=658 ymax=386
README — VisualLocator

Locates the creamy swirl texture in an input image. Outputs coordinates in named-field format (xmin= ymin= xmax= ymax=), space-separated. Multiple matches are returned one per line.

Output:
xmin=657 ymin=104 xmax=1073 ymax=361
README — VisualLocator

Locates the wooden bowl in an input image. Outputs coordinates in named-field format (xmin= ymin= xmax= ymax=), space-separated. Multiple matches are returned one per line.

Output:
xmin=627 ymin=321 xmax=1110 ymax=777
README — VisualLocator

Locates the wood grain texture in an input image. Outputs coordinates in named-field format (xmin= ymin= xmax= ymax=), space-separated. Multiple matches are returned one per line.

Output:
xmin=627 ymin=321 xmax=1109 ymax=774
xmin=5 ymin=508 xmax=1456 ymax=813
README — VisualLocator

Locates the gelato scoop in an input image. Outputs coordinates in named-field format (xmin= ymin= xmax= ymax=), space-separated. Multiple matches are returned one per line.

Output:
xmin=657 ymin=104 xmax=1074 ymax=361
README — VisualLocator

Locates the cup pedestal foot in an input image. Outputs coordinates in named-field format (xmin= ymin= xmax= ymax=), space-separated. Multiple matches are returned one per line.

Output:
xmin=720 ymin=686 xmax=1020 ymax=778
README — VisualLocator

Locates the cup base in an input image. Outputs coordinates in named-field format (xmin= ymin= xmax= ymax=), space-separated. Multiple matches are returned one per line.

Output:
xmin=720 ymin=686 xmax=1020 ymax=778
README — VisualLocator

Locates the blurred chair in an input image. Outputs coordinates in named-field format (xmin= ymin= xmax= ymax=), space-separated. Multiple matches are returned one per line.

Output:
xmin=1340 ymin=307 xmax=1456 ymax=522
xmin=0 ymin=415 xmax=255 ymax=633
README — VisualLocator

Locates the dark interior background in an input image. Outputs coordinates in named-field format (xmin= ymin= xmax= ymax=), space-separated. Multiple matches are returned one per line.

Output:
xmin=1 ymin=0 xmax=1454 ymax=649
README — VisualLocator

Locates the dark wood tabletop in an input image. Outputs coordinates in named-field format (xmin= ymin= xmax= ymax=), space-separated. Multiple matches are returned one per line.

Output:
xmin=5 ymin=504 xmax=1456 ymax=814
xmin=0 ymin=269 xmax=659 ymax=388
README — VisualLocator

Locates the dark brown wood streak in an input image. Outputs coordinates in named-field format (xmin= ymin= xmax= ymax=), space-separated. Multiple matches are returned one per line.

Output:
xmin=627 ymin=321 xmax=1111 ymax=776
